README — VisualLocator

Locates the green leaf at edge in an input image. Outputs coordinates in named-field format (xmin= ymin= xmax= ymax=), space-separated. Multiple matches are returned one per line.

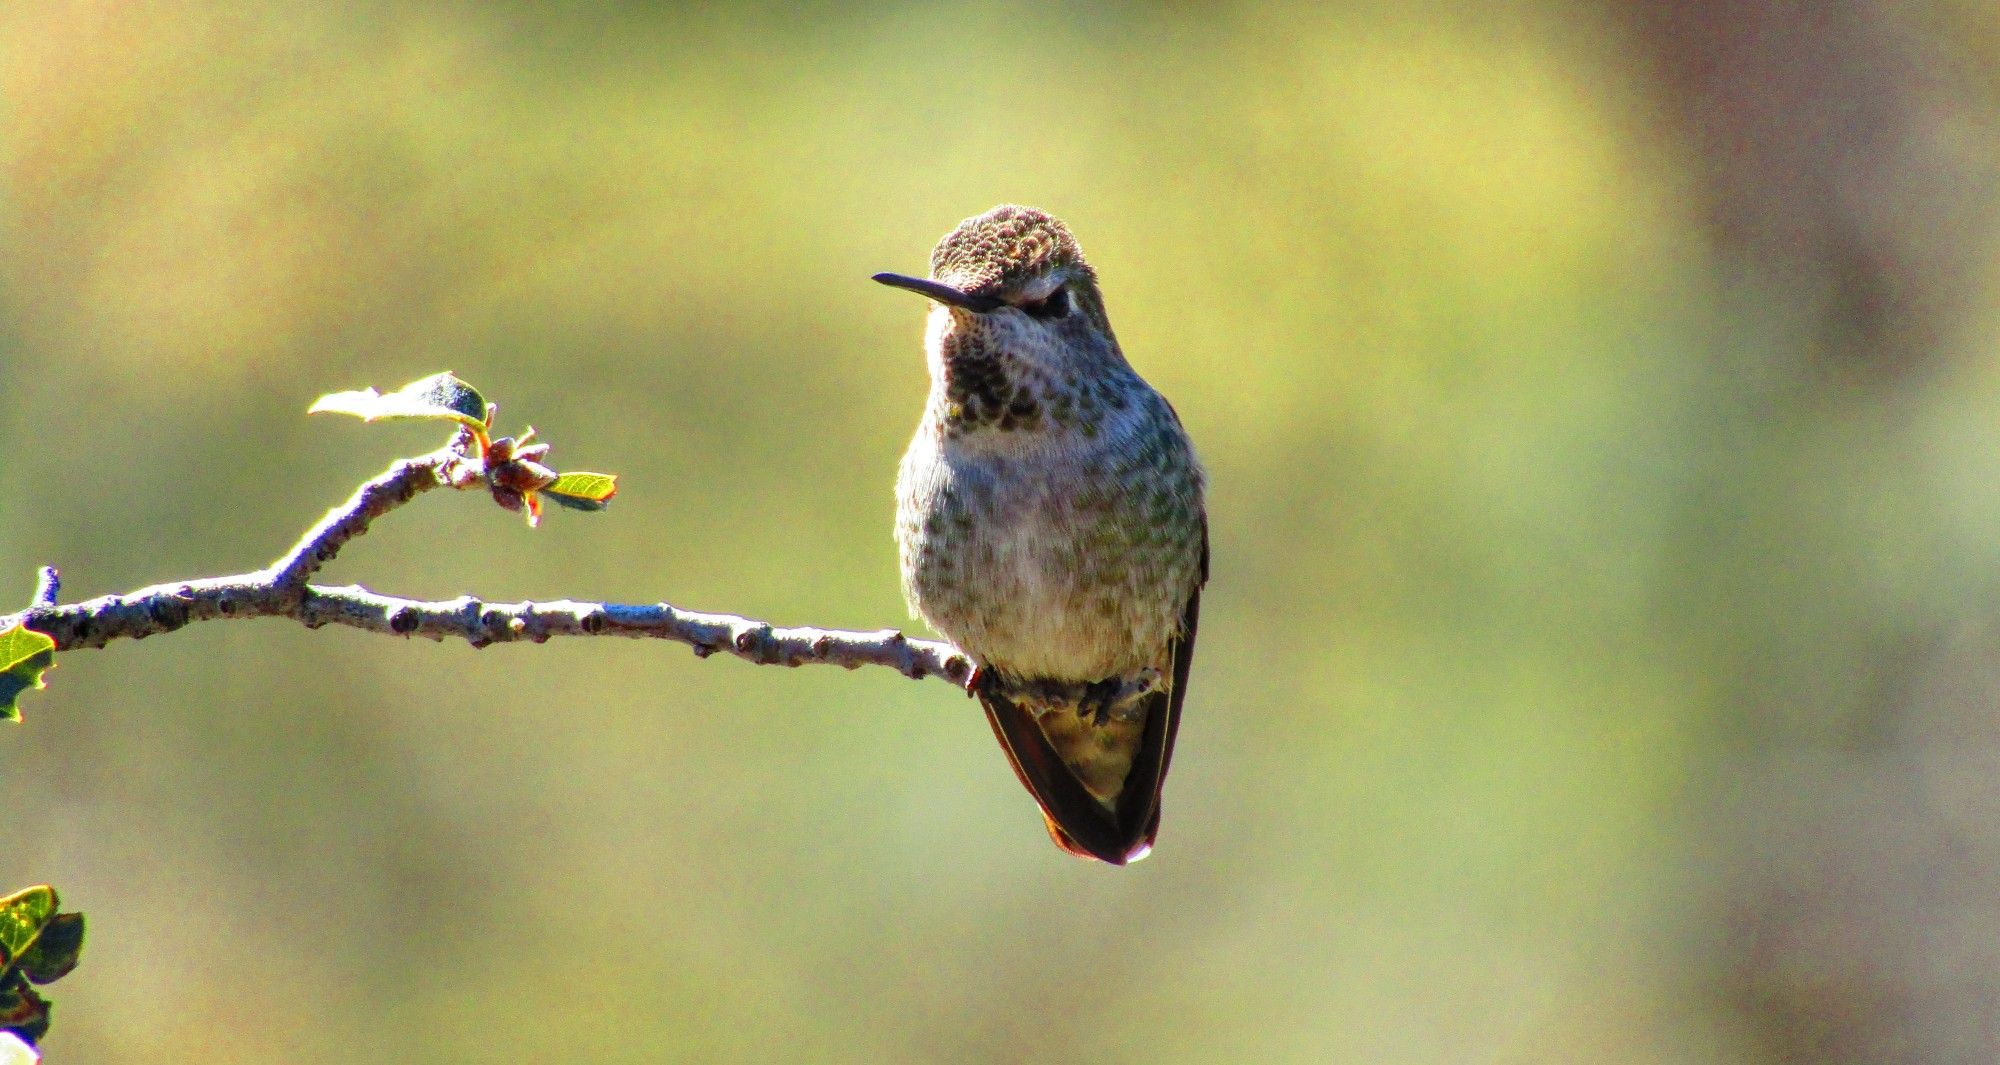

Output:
xmin=543 ymin=472 xmax=618 ymax=512
xmin=0 ymin=889 xmax=55 ymax=970
xmin=0 ymin=626 xmax=55 ymax=724
xmin=306 ymin=371 xmax=488 ymax=430
xmin=0 ymin=887 xmax=78 ymax=1052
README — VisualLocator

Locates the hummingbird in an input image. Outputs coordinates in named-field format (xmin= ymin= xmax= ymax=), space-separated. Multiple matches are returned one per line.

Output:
xmin=876 ymin=205 xmax=1207 ymax=865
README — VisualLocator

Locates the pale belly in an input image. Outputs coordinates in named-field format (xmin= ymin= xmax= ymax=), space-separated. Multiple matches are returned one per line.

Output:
xmin=896 ymin=418 xmax=1203 ymax=682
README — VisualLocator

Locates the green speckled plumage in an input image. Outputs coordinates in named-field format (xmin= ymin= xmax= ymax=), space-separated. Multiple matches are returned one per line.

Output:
xmin=885 ymin=206 xmax=1207 ymax=865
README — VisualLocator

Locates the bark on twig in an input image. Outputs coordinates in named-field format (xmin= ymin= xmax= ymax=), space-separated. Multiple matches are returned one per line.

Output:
xmin=5 ymin=452 xmax=970 ymax=688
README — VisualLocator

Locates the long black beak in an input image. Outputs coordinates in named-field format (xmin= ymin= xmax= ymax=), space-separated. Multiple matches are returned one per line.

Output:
xmin=872 ymin=272 xmax=1003 ymax=313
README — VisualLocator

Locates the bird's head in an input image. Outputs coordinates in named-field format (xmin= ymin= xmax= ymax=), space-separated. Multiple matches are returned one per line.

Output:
xmin=875 ymin=206 xmax=1125 ymax=395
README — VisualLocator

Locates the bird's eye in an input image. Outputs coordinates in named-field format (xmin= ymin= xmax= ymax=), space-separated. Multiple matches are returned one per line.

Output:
xmin=1019 ymin=286 xmax=1071 ymax=320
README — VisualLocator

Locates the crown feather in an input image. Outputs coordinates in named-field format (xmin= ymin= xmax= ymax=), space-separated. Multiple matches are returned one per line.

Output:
xmin=929 ymin=205 xmax=1093 ymax=297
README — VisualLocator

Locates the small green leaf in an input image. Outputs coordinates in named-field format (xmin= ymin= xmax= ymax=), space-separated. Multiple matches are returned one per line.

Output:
xmin=0 ymin=889 xmax=56 ymax=970
xmin=0 ymin=626 xmax=55 ymax=724
xmin=543 ymin=472 xmax=618 ymax=512
xmin=308 ymin=372 xmax=488 ymax=431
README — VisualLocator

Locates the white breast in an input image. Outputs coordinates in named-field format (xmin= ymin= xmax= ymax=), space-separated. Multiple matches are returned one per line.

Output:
xmin=896 ymin=397 xmax=1199 ymax=682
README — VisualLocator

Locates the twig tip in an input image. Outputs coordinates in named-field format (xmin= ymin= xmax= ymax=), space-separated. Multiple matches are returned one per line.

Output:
xmin=31 ymin=567 xmax=59 ymax=607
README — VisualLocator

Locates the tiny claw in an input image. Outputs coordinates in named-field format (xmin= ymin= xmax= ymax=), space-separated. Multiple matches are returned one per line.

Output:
xmin=964 ymin=664 xmax=987 ymax=698
xmin=1077 ymin=677 xmax=1121 ymax=726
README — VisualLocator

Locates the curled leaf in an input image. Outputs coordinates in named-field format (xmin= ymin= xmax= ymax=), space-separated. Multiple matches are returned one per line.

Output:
xmin=12 ymin=915 xmax=81 ymax=986
xmin=308 ymin=372 xmax=489 ymax=434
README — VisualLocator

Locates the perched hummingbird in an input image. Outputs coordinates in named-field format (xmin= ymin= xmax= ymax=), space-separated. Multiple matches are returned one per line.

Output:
xmin=877 ymin=205 xmax=1207 ymax=865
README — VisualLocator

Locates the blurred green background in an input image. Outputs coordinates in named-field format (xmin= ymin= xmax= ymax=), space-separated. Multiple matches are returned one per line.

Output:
xmin=6 ymin=2 xmax=2000 ymax=1061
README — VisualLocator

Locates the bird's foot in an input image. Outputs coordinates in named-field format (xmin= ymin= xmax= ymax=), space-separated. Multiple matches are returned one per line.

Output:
xmin=1076 ymin=668 xmax=1167 ymax=726
xmin=1078 ymin=678 xmax=1121 ymax=726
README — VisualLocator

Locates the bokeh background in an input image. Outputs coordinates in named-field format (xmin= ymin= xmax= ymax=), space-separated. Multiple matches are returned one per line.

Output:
xmin=6 ymin=2 xmax=2000 ymax=1061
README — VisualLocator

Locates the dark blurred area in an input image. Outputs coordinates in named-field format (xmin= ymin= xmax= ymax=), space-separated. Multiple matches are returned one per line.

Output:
xmin=5 ymin=2 xmax=2000 ymax=1061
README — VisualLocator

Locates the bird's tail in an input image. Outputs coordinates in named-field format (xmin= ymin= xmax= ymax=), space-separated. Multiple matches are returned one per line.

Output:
xmin=976 ymin=673 xmax=1176 ymax=865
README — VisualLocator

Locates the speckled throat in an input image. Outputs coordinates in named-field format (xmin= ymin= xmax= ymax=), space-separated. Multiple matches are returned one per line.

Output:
xmin=931 ymin=285 xmax=1135 ymax=441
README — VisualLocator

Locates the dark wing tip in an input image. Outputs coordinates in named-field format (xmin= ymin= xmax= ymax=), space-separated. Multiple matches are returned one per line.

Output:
xmin=1041 ymin=814 xmax=1142 ymax=865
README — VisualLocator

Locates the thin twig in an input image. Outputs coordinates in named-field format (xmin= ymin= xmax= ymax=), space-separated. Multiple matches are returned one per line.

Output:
xmin=262 ymin=447 xmax=455 ymax=591
xmin=6 ymin=452 xmax=970 ymax=688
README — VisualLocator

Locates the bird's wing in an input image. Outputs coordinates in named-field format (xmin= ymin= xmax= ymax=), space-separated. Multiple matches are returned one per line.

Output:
xmin=1121 ymin=517 xmax=1205 ymax=850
